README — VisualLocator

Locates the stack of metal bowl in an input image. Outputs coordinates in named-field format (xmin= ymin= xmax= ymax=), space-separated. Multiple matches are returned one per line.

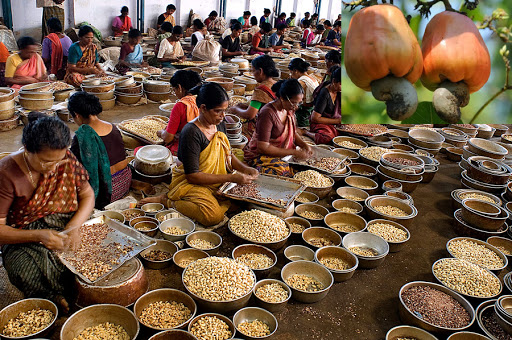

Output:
xmin=0 ymin=88 xmax=16 ymax=122
xmin=450 ymin=189 xmax=501 ymax=212
xmin=219 ymin=63 xmax=240 ymax=78
xmin=440 ymin=127 xmax=469 ymax=148
xmin=467 ymin=138 xmax=508 ymax=160
xmin=493 ymin=295 xmax=512 ymax=334
xmin=224 ymin=113 xmax=247 ymax=149
xmin=476 ymin=124 xmax=496 ymax=139
xmin=453 ymin=198 xmax=509 ymax=240
xmin=377 ymin=152 xmax=424 ymax=193
xmin=459 ymin=156 xmax=511 ymax=195
xmin=450 ymin=124 xmax=479 ymax=138
xmin=408 ymin=128 xmax=445 ymax=155
xmin=365 ymin=195 xmax=417 ymax=228
xmin=143 ymin=80 xmax=172 ymax=102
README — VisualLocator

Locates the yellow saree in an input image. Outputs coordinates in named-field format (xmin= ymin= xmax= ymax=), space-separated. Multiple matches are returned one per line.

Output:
xmin=167 ymin=131 xmax=232 ymax=226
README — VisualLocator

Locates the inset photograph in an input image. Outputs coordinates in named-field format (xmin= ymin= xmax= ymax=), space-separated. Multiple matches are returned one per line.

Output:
xmin=342 ymin=0 xmax=512 ymax=124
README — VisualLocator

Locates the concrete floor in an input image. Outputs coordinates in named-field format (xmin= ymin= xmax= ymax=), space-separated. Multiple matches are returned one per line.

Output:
xmin=0 ymin=112 xmax=504 ymax=339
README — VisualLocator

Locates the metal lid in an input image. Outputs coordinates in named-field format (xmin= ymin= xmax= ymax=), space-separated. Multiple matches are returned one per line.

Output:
xmin=136 ymin=145 xmax=171 ymax=164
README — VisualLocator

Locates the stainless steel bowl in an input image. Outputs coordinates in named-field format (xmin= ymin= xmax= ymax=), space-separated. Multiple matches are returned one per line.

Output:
xmin=476 ymin=300 xmax=498 ymax=339
xmin=453 ymin=209 xmax=509 ymax=240
xmin=446 ymin=237 xmax=508 ymax=274
xmin=347 ymin=163 xmax=377 ymax=177
xmin=187 ymin=313 xmax=236 ymax=338
xmin=139 ymin=239 xmax=178 ymax=269
xmin=186 ymin=231 xmax=222 ymax=255
xmin=295 ymin=191 xmax=319 ymax=204
xmin=487 ymin=236 xmax=512 ymax=263
xmin=315 ymin=246 xmax=358 ymax=282
xmin=252 ymin=279 xmax=291 ymax=313
xmin=134 ymin=220 xmax=159 ymax=237
xmin=284 ymin=216 xmax=311 ymax=235
xmin=284 ymin=245 xmax=315 ymax=262
xmin=295 ymin=203 xmax=329 ymax=223
xmin=447 ymin=332 xmax=491 ymax=340
xmin=233 ymin=307 xmax=278 ymax=339
xmin=342 ymin=232 xmax=389 ymax=269
xmin=367 ymin=219 xmax=410 ymax=253
xmin=232 ymin=244 xmax=277 ymax=279
xmin=344 ymin=176 xmax=379 ymax=195
xmin=281 ymin=260 xmax=333 ymax=303
xmin=385 ymin=325 xmax=439 ymax=340
xmin=365 ymin=196 xmax=417 ymax=228
xmin=61 ymin=304 xmax=139 ymax=340
xmin=336 ymin=186 xmax=369 ymax=202
xmin=0 ymin=299 xmax=57 ymax=340
xmin=149 ymin=330 xmax=199 ymax=340
xmin=141 ymin=203 xmax=165 ymax=216
xmin=324 ymin=211 xmax=367 ymax=236
xmin=96 ymin=211 xmax=125 ymax=224
xmin=133 ymin=288 xmax=197 ymax=331
xmin=302 ymin=227 xmax=342 ymax=250
xmin=160 ymin=218 xmax=196 ymax=242
xmin=172 ymin=248 xmax=209 ymax=274
xmin=122 ymin=208 xmax=145 ymax=224
xmin=331 ymin=199 xmax=364 ymax=214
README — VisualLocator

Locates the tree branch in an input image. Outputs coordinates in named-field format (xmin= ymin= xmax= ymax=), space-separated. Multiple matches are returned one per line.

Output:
xmin=414 ymin=0 xmax=456 ymax=18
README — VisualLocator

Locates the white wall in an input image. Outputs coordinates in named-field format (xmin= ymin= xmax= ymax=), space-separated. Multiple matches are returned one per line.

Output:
xmin=179 ymin=0 xmax=219 ymax=28
xmin=225 ymin=0 xmax=247 ymax=25
xmin=144 ymin=0 xmax=168 ymax=29
xmin=12 ymin=0 xmax=71 ymax=40
xmin=295 ymin=0 xmax=316 ymax=24
xmin=248 ymin=0 xmax=275 ymax=25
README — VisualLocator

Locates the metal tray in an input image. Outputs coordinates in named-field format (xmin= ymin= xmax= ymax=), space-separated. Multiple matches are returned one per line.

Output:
xmin=218 ymin=174 xmax=305 ymax=212
xmin=57 ymin=215 xmax=156 ymax=284
xmin=282 ymin=146 xmax=347 ymax=174
xmin=337 ymin=124 xmax=388 ymax=137
xmin=117 ymin=117 xmax=167 ymax=145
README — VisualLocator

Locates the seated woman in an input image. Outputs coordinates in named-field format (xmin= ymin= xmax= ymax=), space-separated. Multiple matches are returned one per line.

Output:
xmin=42 ymin=17 xmax=72 ymax=80
xmin=204 ymin=11 xmax=218 ymax=31
xmin=229 ymin=55 xmax=278 ymax=138
xmin=69 ymin=92 xmax=131 ymax=209
xmin=5 ymin=37 xmax=47 ymax=90
xmin=191 ymin=19 xmax=207 ymax=48
xmin=157 ymin=4 xmax=176 ymax=29
xmin=117 ymin=29 xmax=146 ymax=74
xmin=275 ymin=12 xmax=287 ymax=27
xmin=157 ymin=70 xmax=202 ymax=155
xmin=0 ymin=42 xmax=9 ymax=87
xmin=306 ymin=24 xmax=325 ymax=47
xmin=288 ymin=58 xmax=319 ymax=127
xmin=250 ymin=23 xmax=275 ymax=55
xmin=221 ymin=22 xmax=246 ymax=61
xmin=0 ymin=113 xmax=95 ymax=313
xmin=269 ymin=23 xmax=287 ymax=50
xmin=248 ymin=16 xmax=260 ymax=39
xmin=325 ymin=21 xmax=341 ymax=47
xmin=64 ymin=25 xmax=105 ymax=87
xmin=301 ymin=20 xmax=312 ymax=47
xmin=112 ymin=6 xmax=133 ymax=37
xmin=157 ymin=22 xmax=173 ymax=42
xmin=304 ymin=67 xmax=341 ymax=145
xmin=139 ymin=83 xmax=258 ymax=227
xmin=322 ymin=50 xmax=341 ymax=83
xmin=244 ymin=79 xmax=312 ymax=177
xmin=238 ymin=11 xmax=252 ymax=30
xmin=157 ymin=26 xmax=185 ymax=68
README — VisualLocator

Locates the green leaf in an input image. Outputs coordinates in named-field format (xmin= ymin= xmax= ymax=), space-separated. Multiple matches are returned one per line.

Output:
xmin=401 ymin=101 xmax=451 ymax=124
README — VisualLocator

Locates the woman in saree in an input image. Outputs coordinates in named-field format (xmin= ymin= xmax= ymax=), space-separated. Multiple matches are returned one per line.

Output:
xmin=157 ymin=26 xmax=185 ymax=68
xmin=69 ymin=92 xmax=131 ymax=209
xmin=5 ymin=36 xmax=47 ymax=89
xmin=229 ymin=55 xmax=278 ymax=138
xmin=112 ymin=6 xmax=133 ymax=37
xmin=288 ymin=58 xmax=320 ymax=127
xmin=42 ymin=17 xmax=72 ymax=80
xmin=244 ymin=79 xmax=312 ymax=177
xmin=139 ymin=83 xmax=258 ymax=227
xmin=157 ymin=70 xmax=202 ymax=156
xmin=117 ymin=29 xmax=146 ymax=75
xmin=303 ymin=67 xmax=342 ymax=144
xmin=65 ymin=25 xmax=105 ymax=87
xmin=0 ymin=113 xmax=95 ymax=313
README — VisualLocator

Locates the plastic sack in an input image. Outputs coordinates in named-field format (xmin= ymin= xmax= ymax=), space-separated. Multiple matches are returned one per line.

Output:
xmin=192 ymin=36 xmax=221 ymax=65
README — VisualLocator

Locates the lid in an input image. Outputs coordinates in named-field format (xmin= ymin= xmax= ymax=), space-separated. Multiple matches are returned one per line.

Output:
xmin=231 ymin=58 xmax=248 ymax=64
xmin=136 ymin=145 xmax=171 ymax=164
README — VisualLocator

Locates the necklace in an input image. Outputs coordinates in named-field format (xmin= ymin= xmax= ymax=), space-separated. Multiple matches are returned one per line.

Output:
xmin=23 ymin=152 xmax=36 ymax=187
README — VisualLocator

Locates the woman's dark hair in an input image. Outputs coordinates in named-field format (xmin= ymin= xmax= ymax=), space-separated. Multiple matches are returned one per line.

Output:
xmin=47 ymin=17 xmax=63 ymax=32
xmin=17 ymin=36 xmax=37 ymax=50
xmin=264 ymin=8 xmax=271 ymax=14
xmin=189 ymin=82 xmax=229 ymax=110
xmin=303 ymin=20 xmax=311 ymax=28
xmin=128 ymin=28 xmax=141 ymax=39
xmin=316 ymin=24 xmax=325 ymax=31
xmin=304 ymin=12 xmax=310 ymax=16
xmin=331 ymin=67 xmax=341 ymax=83
xmin=193 ymin=19 xmax=204 ymax=29
xmin=78 ymin=25 xmax=94 ymax=38
xmin=333 ymin=21 xmax=341 ymax=28
xmin=251 ymin=55 xmax=279 ymax=78
xmin=325 ymin=50 xmax=341 ymax=64
xmin=250 ymin=16 xmax=258 ymax=26
xmin=170 ymin=70 xmax=202 ymax=93
xmin=209 ymin=11 xmax=218 ymax=17
xmin=279 ymin=12 xmax=286 ymax=18
xmin=121 ymin=6 xmax=129 ymax=13
xmin=244 ymin=11 xmax=251 ymax=16
xmin=172 ymin=25 xmax=184 ymax=35
xmin=161 ymin=22 xmax=173 ymax=33
xmin=312 ymin=13 xmax=318 ymax=18
xmin=22 ymin=112 xmax=71 ymax=153
xmin=271 ymin=79 xmax=303 ymax=99
xmin=323 ymin=20 xmax=332 ymax=27
xmin=167 ymin=4 xmax=176 ymax=10
xmin=261 ymin=23 xmax=272 ymax=33
xmin=232 ymin=22 xmax=242 ymax=31
xmin=67 ymin=91 xmax=103 ymax=119
xmin=290 ymin=12 xmax=296 ymax=18
xmin=276 ymin=23 xmax=287 ymax=31
xmin=288 ymin=58 xmax=310 ymax=73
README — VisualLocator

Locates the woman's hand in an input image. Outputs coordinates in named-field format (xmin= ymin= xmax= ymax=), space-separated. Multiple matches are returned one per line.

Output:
xmin=63 ymin=227 xmax=81 ymax=251
xmin=137 ymin=195 xmax=167 ymax=207
xmin=39 ymin=230 xmax=68 ymax=251
xmin=294 ymin=147 xmax=312 ymax=160
xmin=231 ymin=172 xmax=255 ymax=185
xmin=244 ymin=167 xmax=259 ymax=179
xmin=157 ymin=129 xmax=164 ymax=138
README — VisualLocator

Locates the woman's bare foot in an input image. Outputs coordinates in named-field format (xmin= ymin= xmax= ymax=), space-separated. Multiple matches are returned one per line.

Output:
xmin=56 ymin=295 xmax=70 ymax=315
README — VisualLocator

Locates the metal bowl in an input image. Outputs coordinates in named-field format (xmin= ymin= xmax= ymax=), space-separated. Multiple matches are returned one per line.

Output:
xmin=187 ymin=313 xmax=236 ymax=338
xmin=96 ymin=210 xmax=125 ymax=224
xmin=141 ymin=203 xmax=165 ymax=216
xmin=281 ymin=260 xmax=333 ymax=303
xmin=393 ymin=143 xmax=415 ymax=152
xmin=475 ymin=300 xmax=499 ymax=339
xmin=398 ymin=281 xmax=475 ymax=333
xmin=134 ymin=221 xmax=159 ymax=237
xmin=462 ymin=198 xmax=502 ymax=217
xmin=451 ymin=189 xmax=501 ymax=212
xmin=385 ymin=325 xmax=439 ymax=340
xmin=0 ymin=299 xmax=57 ymax=340
xmin=446 ymin=147 xmax=464 ymax=162
xmin=284 ymin=216 xmax=311 ymax=235
xmin=486 ymin=236 xmax=512 ymax=263
xmin=302 ymin=176 xmax=334 ymax=199
xmin=331 ymin=199 xmax=364 ymax=214
xmin=347 ymin=163 xmax=377 ymax=178
xmin=496 ymin=295 xmax=512 ymax=322
xmin=302 ymin=227 xmax=342 ymax=250
xmin=384 ymin=190 xmax=415 ymax=206
xmin=295 ymin=203 xmax=329 ymax=223
xmin=133 ymin=288 xmax=197 ymax=331
xmin=228 ymin=216 xmax=291 ymax=251
xmin=129 ymin=216 xmax=159 ymax=237
xmin=284 ymin=245 xmax=315 ymax=262
xmin=376 ymin=168 xmax=423 ymax=193
xmin=122 ymin=208 xmax=145 ymax=223
xmin=468 ymin=138 xmax=508 ymax=159
xmin=60 ymin=304 xmax=139 ymax=340
xmin=333 ymin=136 xmax=368 ymax=150
xmin=139 ymin=240 xmax=178 ymax=269
xmin=367 ymin=219 xmax=410 ymax=253
xmin=446 ymin=237 xmax=508 ymax=274
xmin=453 ymin=209 xmax=509 ymax=240
xmin=461 ymin=199 xmax=508 ymax=231
xmin=186 ymin=231 xmax=222 ymax=255
xmin=324 ymin=211 xmax=367 ymax=236
xmin=252 ymin=279 xmax=291 ymax=313
xmin=172 ymin=248 xmax=209 ymax=274
xmin=149 ymin=330 xmax=199 ymax=340
xmin=344 ymin=176 xmax=379 ymax=195
xmin=382 ymin=180 xmax=402 ymax=192
xmin=408 ymin=129 xmax=445 ymax=149
xmin=233 ymin=307 xmax=278 ymax=339
xmin=447 ymin=332 xmax=490 ymax=340
xmin=155 ymin=209 xmax=183 ymax=223
xmin=333 ymin=148 xmax=360 ymax=161
xmin=342 ymin=232 xmax=389 ymax=269
xmin=295 ymin=191 xmax=319 ymax=204
xmin=380 ymin=152 xmax=425 ymax=171
xmin=365 ymin=196 xmax=417 ymax=227
xmin=232 ymin=244 xmax=277 ymax=279
xmin=315 ymin=246 xmax=358 ymax=282
xmin=494 ymin=303 xmax=512 ymax=335
xmin=160 ymin=218 xmax=196 ymax=242
xmin=336 ymin=187 xmax=369 ymax=202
